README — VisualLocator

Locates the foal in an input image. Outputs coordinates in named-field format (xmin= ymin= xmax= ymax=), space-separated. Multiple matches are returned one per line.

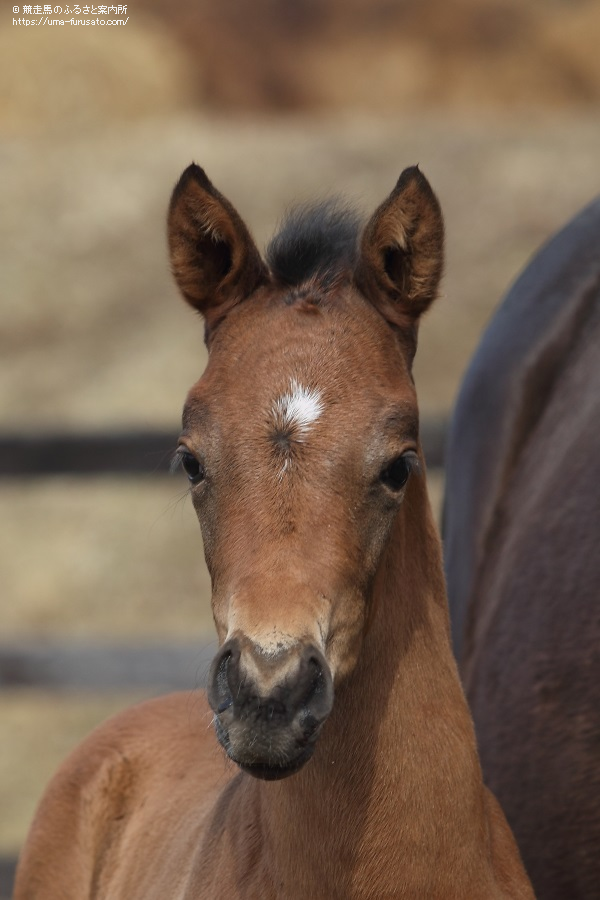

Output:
xmin=15 ymin=166 xmax=533 ymax=898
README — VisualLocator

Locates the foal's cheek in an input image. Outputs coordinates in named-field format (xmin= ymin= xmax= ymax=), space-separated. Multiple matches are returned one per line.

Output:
xmin=199 ymin=526 xmax=216 ymax=575
xmin=353 ymin=504 xmax=399 ymax=586
xmin=324 ymin=593 xmax=367 ymax=685
xmin=191 ymin=494 xmax=219 ymax=573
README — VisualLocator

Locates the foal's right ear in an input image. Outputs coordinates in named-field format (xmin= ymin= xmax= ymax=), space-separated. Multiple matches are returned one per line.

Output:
xmin=168 ymin=164 xmax=268 ymax=337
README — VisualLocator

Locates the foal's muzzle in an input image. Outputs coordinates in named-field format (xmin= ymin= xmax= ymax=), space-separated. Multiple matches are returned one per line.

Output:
xmin=207 ymin=637 xmax=334 ymax=780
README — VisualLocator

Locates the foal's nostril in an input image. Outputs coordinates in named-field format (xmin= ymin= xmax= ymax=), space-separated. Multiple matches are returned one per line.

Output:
xmin=300 ymin=650 xmax=334 ymax=727
xmin=207 ymin=640 xmax=239 ymax=717
xmin=215 ymin=653 xmax=233 ymax=712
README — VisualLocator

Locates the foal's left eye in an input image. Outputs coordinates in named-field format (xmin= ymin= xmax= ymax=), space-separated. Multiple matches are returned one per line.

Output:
xmin=380 ymin=454 xmax=415 ymax=492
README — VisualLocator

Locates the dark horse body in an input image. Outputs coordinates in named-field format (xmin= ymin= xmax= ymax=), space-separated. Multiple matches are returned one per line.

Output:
xmin=444 ymin=197 xmax=600 ymax=898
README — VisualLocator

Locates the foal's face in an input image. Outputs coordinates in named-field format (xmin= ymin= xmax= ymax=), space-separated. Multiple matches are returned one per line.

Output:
xmin=169 ymin=164 xmax=443 ymax=778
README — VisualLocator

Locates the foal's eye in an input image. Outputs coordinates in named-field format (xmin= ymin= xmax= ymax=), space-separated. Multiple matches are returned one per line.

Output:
xmin=380 ymin=454 xmax=415 ymax=492
xmin=179 ymin=450 xmax=205 ymax=485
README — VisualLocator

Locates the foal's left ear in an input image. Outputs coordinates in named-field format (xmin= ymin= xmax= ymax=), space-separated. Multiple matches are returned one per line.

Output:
xmin=355 ymin=166 xmax=444 ymax=329
xmin=168 ymin=164 xmax=268 ymax=337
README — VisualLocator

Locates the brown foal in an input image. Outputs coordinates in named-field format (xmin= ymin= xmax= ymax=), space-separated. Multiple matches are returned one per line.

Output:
xmin=15 ymin=165 xmax=534 ymax=899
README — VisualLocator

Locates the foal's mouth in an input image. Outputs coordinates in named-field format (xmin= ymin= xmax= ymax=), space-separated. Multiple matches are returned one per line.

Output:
xmin=237 ymin=747 xmax=316 ymax=781
xmin=213 ymin=712 xmax=322 ymax=780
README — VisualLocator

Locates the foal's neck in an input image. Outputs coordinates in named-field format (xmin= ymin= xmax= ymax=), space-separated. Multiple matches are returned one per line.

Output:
xmin=262 ymin=476 xmax=489 ymax=896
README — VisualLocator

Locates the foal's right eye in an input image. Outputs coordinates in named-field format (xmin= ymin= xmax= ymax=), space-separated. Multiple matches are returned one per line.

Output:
xmin=180 ymin=450 xmax=205 ymax=485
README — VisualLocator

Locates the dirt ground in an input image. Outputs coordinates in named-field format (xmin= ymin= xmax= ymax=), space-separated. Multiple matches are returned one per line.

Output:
xmin=2 ymin=109 xmax=600 ymax=854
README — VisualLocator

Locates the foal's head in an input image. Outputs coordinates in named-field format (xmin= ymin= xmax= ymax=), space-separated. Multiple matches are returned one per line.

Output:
xmin=168 ymin=164 xmax=443 ymax=779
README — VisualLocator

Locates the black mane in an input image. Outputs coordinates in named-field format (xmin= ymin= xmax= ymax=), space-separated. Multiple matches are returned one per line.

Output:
xmin=265 ymin=200 xmax=362 ymax=287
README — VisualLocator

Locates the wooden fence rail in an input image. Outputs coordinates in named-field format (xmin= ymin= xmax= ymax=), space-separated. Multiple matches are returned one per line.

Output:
xmin=0 ymin=858 xmax=15 ymax=900
xmin=0 ymin=639 xmax=217 ymax=691
xmin=0 ymin=430 xmax=178 ymax=478
xmin=0 ymin=418 xmax=448 ymax=478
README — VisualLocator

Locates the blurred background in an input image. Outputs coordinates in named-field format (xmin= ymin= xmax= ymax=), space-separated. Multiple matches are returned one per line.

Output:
xmin=2 ymin=0 xmax=600 ymax=886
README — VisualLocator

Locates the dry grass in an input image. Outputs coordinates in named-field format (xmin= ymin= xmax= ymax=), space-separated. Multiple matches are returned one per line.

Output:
xmin=2 ymin=478 xmax=213 ymax=638
xmin=0 ymin=14 xmax=195 ymax=138
xmin=5 ymin=1 xmax=600 ymax=130
xmin=137 ymin=0 xmax=600 ymax=112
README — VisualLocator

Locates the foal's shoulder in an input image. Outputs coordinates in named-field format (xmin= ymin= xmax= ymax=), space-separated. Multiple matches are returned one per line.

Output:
xmin=14 ymin=692 xmax=220 ymax=899
xmin=58 ymin=691 xmax=217 ymax=800
xmin=63 ymin=691 xmax=214 ymax=775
